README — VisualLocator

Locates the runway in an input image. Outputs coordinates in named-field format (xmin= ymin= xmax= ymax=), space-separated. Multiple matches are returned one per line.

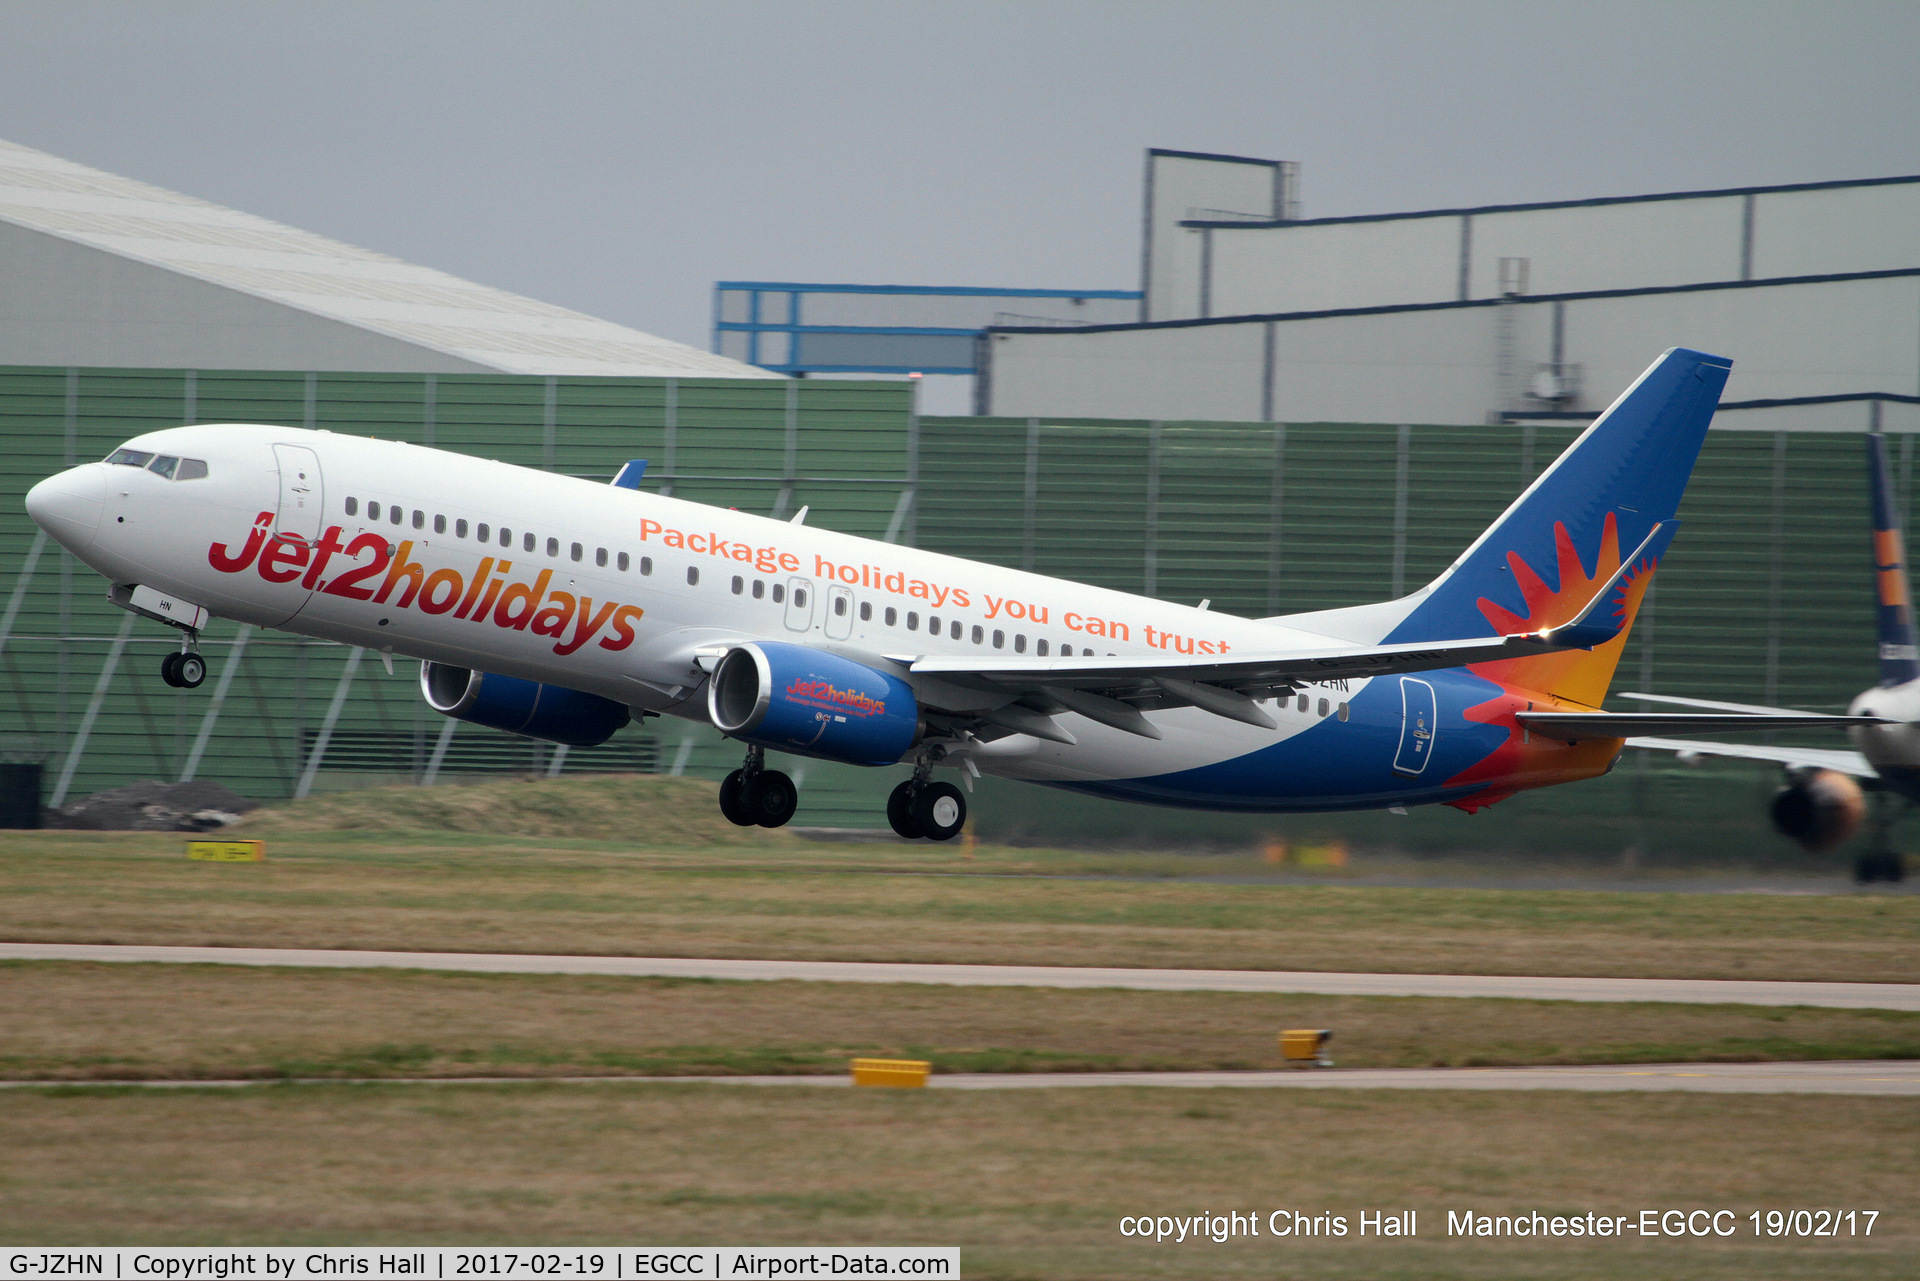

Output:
xmin=5 ymin=941 xmax=1917 ymax=1010
xmin=1 ymin=1061 xmax=1913 ymax=1095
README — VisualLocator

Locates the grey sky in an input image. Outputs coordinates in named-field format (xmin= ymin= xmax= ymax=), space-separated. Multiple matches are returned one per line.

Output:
xmin=3 ymin=0 xmax=1917 ymax=393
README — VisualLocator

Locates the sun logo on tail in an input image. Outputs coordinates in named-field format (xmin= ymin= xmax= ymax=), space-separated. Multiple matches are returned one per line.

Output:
xmin=1442 ymin=512 xmax=1663 ymax=812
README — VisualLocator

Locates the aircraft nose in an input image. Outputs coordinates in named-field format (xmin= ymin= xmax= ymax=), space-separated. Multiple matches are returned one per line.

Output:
xmin=24 ymin=465 xmax=106 ymax=552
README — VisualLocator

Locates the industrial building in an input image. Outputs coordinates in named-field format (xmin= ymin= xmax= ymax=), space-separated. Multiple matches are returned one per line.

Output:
xmin=980 ymin=152 xmax=1920 ymax=429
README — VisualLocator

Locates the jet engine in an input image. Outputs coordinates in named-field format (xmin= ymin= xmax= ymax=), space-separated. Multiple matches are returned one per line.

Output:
xmin=708 ymin=642 xmax=920 ymax=766
xmin=1768 ymin=768 xmax=1867 ymax=852
xmin=420 ymin=661 xmax=630 ymax=747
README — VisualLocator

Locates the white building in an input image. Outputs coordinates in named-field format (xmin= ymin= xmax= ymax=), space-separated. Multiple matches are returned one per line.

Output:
xmin=983 ymin=151 xmax=1920 ymax=430
xmin=0 ymin=137 xmax=777 ymax=380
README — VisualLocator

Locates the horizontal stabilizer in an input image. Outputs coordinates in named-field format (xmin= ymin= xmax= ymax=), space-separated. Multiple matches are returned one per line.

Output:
xmin=1627 ymin=736 xmax=1876 ymax=777
xmin=1519 ymin=711 xmax=1888 ymax=743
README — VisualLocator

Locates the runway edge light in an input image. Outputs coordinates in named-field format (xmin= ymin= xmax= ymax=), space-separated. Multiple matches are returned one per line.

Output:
xmin=186 ymin=839 xmax=264 ymax=862
xmin=1281 ymin=1029 xmax=1333 ymax=1067
xmin=851 ymin=1057 xmax=931 ymax=1088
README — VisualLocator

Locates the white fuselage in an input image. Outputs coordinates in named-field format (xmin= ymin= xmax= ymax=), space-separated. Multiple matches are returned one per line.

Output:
xmin=37 ymin=424 xmax=1379 ymax=792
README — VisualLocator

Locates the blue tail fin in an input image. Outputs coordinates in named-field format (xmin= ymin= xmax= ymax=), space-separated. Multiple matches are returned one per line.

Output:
xmin=1383 ymin=347 xmax=1731 ymax=646
xmin=1867 ymin=432 xmax=1919 ymax=687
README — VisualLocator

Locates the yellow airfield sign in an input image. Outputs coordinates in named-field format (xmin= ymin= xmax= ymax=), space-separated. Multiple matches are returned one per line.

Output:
xmin=185 ymin=839 xmax=265 ymax=862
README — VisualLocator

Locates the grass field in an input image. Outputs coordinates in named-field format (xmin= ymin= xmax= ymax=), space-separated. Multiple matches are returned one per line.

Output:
xmin=0 ymin=1083 xmax=1913 ymax=1279
xmin=2 ymin=775 xmax=1916 ymax=983
xmin=5 ymin=775 xmax=1916 ymax=1275
xmin=5 ymin=960 xmax=1920 ymax=1081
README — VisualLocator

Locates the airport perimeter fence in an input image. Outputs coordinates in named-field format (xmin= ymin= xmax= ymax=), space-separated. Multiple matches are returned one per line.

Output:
xmin=0 ymin=364 xmax=1906 ymax=859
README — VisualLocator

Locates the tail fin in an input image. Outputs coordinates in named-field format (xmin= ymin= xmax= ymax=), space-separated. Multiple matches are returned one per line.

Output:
xmin=1372 ymin=347 xmax=1731 ymax=705
xmin=1867 ymin=432 xmax=1919 ymax=687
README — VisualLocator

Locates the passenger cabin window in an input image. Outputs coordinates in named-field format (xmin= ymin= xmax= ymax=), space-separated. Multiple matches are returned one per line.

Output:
xmin=832 ymin=596 xmax=847 ymax=617
xmin=434 ymin=515 xmax=446 ymax=534
xmin=596 ymin=547 xmax=607 ymax=567
xmin=906 ymin=611 xmax=919 ymax=631
xmin=1337 ymin=702 xmax=1350 ymax=722
xmin=456 ymin=519 xmax=469 ymax=538
xmin=772 ymin=583 xmax=784 ymax=603
xmin=687 ymin=566 xmax=699 ymax=586
xmin=175 ymin=459 xmax=208 ymax=480
xmin=752 ymin=580 xmax=765 ymax=599
xmin=970 ymin=625 xmax=982 ymax=644
xmin=1318 ymin=698 xmax=1330 ymax=717
xmin=639 ymin=556 xmax=651 ymax=575
xmin=345 ymin=497 xmax=359 ymax=516
xmin=731 ymin=576 xmax=744 ymax=595
xmin=884 ymin=607 xmax=897 ymax=626
xmin=1037 ymin=639 xmax=1049 ymax=656
xmin=413 ymin=510 xmax=425 ymax=529
xmin=1297 ymin=695 xmax=1309 ymax=712
xmin=1014 ymin=634 xmax=1026 ymax=653
xmin=499 ymin=527 xmax=512 ymax=547
xmin=390 ymin=507 xmax=403 ymax=525
xmin=859 ymin=602 xmax=872 ymax=622
xmin=523 ymin=532 xmax=535 ymax=552
xmin=571 ymin=542 xmax=583 ymax=562
xmin=616 ymin=552 xmax=629 ymax=571
xmin=929 ymin=615 xmax=941 ymax=635
xmin=546 ymin=537 xmax=558 ymax=557
xmin=950 ymin=621 xmax=961 ymax=640
xmin=793 ymin=587 xmax=807 ymax=608
xmin=993 ymin=630 xmax=1004 ymax=649
xmin=369 ymin=502 xmax=382 ymax=521
xmin=106 ymin=449 xmax=155 ymax=468
xmin=477 ymin=523 xmax=490 ymax=542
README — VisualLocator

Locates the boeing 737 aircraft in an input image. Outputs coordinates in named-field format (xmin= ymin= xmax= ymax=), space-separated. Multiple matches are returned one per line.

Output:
xmin=24 ymin=347 xmax=1874 ymax=840
xmin=1621 ymin=432 xmax=1920 ymax=883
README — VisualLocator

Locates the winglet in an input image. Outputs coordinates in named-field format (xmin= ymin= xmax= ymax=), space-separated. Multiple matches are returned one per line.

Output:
xmin=1524 ymin=520 xmax=1678 ymax=649
xmin=1867 ymin=433 xmax=1919 ymax=687
xmin=611 ymin=459 xmax=648 ymax=489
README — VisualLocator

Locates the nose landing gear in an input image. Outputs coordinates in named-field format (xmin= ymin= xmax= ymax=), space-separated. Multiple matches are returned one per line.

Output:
xmin=718 ymin=744 xmax=799 ymax=829
xmin=160 ymin=637 xmax=206 ymax=689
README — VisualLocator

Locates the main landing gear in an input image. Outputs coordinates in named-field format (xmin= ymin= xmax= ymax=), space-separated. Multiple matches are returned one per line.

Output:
xmin=719 ymin=744 xmax=799 ymax=829
xmin=159 ymin=638 xmax=206 ymax=689
xmin=886 ymin=755 xmax=967 ymax=842
xmin=1855 ymin=792 xmax=1907 ymax=883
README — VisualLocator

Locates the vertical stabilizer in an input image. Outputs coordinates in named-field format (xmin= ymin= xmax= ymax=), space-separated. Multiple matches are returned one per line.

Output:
xmin=1866 ymin=433 xmax=1919 ymax=687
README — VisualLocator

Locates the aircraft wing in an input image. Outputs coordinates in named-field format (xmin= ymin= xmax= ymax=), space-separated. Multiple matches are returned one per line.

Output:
xmin=1516 ymin=711 xmax=1887 ymax=742
xmin=1625 ymin=736 xmax=1877 ymax=777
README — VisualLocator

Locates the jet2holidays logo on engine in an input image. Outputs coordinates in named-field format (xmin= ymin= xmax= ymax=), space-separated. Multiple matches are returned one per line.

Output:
xmin=207 ymin=512 xmax=644 ymax=655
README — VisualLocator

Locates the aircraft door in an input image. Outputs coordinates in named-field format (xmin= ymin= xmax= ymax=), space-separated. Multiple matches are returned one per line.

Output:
xmin=784 ymin=577 xmax=815 ymax=632
xmin=824 ymin=585 xmax=855 ymax=640
xmin=273 ymin=444 xmax=324 ymax=542
xmin=1392 ymin=677 xmax=1437 ymax=776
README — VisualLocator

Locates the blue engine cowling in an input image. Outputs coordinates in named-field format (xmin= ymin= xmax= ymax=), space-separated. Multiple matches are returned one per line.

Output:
xmin=707 ymin=642 xmax=920 ymax=766
xmin=420 ymin=661 xmax=630 ymax=747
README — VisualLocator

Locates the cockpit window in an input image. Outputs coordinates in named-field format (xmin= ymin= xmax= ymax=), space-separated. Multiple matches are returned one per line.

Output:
xmin=147 ymin=456 xmax=180 ymax=479
xmin=176 ymin=459 xmax=208 ymax=480
xmin=106 ymin=448 xmax=154 ymax=468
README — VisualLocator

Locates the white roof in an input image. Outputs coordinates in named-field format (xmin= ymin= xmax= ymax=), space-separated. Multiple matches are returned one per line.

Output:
xmin=0 ymin=137 xmax=781 ymax=380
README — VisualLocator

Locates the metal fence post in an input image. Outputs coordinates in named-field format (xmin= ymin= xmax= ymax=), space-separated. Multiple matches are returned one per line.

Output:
xmin=295 ymin=647 xmax=363 ymax=799
xmin=1391 ymin=424 xmax=1411 ymax=597
xmin=179 ymin=625 xmax=251 ymax=782
xmin=49 ymin=611 xmax=136 ymax=808
xmin=1022 ymin=417 xmax=1040 ymax=572
xmin=1144 ymin=421 xmax=1162 ymax=598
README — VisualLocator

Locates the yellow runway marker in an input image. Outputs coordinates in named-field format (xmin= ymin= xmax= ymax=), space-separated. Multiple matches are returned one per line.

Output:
xmin=185 ymin=839 xmax=264 ymax=862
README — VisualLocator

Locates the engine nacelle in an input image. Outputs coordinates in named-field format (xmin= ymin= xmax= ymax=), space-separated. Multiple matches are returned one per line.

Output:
xmin=708 ymin=642 xmax=920 ymax=766
xmin=419 ymin=662 xmax=630 ymax=748
xmin=1769 ymin=768 xmax=1866 ymax=853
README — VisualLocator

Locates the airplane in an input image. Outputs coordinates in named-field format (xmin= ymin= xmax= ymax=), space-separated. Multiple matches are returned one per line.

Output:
xmin=23 ymin=347 xmax=1881 ymax=841
xmin=1618 ymin=431 xmax=1920 ymax=884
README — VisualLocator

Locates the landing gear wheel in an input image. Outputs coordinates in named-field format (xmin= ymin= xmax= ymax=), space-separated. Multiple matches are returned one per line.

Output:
xmin=886 ymin=781 xmax=923 ymax=840
xmin=1855 ymin=850 xmax=1905 ymax=883
xmin=718 ymin=769 xmax=754 ymax=827
xmin=910 ymin=781 xmax=966 ymax=842
xmin=160 ymin=652 xmax=184 ymax=688
xmin=746 ymin=770 xmax=798 ymax=828
xmin=175 ymin=652 xmax=206 ymax=688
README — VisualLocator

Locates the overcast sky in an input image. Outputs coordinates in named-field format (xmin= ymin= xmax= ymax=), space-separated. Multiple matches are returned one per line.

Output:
xmin=4 ymin=0 xmax=1917 ymax=408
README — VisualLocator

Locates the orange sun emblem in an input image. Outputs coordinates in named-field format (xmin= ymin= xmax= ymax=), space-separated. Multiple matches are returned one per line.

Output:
xmin=1442 ymin=512 xmax=1662 ymax=812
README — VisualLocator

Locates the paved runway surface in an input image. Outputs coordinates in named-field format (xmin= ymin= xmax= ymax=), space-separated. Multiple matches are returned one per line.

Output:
xmin=6 ymin=941 xmax=1918 ymax=1010
xmin=2 ymin=1062 xmax=1913 ymax=1095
